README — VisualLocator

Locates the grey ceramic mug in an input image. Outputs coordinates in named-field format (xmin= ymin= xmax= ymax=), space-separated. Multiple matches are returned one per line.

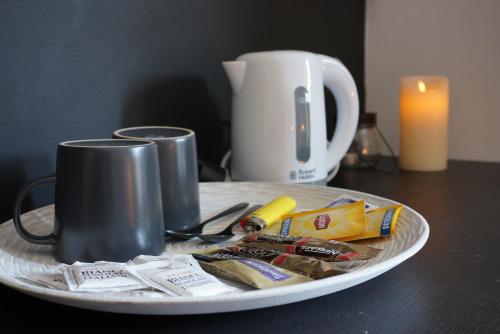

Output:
xmin=12 ymin=139 xmax=166 ymax=263
xmin=113 ymin=126 xmax=201 ymax=231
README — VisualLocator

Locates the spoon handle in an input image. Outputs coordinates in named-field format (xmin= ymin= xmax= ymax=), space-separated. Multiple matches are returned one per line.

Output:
xmin=195 ymin=205 xmax=263 ymax=243
xmin=166 ymin=202 xmax=249 ymax=238
xmin=202 ymin=202 xmax=249 ymax=226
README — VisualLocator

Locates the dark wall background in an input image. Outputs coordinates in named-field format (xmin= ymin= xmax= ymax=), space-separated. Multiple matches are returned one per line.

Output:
xmin=0 ymin=0 xmax=365 ymax=222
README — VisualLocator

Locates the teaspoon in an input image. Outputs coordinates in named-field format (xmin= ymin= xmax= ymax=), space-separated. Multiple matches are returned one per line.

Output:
xmin=165 ymin=202 xmax=249 ymax=240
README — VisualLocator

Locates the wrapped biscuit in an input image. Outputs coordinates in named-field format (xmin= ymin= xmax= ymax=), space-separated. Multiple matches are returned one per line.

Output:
xmin=240 ymin=233 xmax=381 ymax=261
xmin=335 ymin=204 xmax=403 ymax=241
xmin=193 ymin=253 xmax=312 ymax=289
xmin=264 ymin=201 xmax=367 ymax=240
xmin=224 ymin=245 xmax=347 ymax=279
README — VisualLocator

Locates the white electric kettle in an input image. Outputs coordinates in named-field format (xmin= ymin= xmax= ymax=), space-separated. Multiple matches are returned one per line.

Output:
xmin=223 ymin=50 xmax=359 ymax=184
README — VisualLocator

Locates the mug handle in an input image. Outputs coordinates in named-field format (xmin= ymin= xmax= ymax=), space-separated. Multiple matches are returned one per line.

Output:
xmin=12 ymin=175 xmax=57 ymax=245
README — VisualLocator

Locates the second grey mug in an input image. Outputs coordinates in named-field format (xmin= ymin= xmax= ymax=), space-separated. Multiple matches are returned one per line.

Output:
xmin=113 ymin=126 xmax=201 ymax=231
xmin=12 ymin=139 xmax=166 ymax=263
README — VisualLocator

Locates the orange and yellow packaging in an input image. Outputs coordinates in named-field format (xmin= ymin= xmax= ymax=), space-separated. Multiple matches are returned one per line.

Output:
xmin=263 ymin=201 xmax=367 ymax=240
xmin=336 ymin=204 xmax=403 ymax=241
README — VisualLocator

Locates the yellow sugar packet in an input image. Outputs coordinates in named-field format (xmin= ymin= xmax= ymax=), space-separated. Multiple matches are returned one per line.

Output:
xmin=335 ymin=204 xmax=403 ymax=242
xmin=264 ymin=201 xmax=367 ymax=240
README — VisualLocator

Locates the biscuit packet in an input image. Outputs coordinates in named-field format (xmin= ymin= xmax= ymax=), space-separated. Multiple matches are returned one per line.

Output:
xmin=193 ymin=253 xmax=312 ymax=289
xmin=264 ymin=200 xmax=367 ymax=240
xmin=223 ymin=245 xmax=347 ymax=279
xmin=240 ymin=233 xmax=381 ymax=261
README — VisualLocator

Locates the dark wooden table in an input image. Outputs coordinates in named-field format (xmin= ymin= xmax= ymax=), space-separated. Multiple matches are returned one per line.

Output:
xmin=1 ymin=160 xmax=499 ymax=333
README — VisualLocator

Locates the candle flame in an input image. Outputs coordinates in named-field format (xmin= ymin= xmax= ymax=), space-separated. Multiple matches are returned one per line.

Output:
xmin=418 ymin=81 xmax=426 ymax=93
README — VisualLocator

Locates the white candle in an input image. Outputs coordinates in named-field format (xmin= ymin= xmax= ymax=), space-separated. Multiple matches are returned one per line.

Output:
xmin=400 ymin=76 xmax=449 ymax=171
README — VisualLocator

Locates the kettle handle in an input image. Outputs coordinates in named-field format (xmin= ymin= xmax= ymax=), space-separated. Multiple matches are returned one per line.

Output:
xmin=319 ymin=55 xmax=359 ymax=172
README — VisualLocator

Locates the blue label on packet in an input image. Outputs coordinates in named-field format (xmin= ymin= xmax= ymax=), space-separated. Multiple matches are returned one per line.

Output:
xmin=380 ymin=208 xmax=395 ymax=236
xmin=280 ymin=218 xmax=292 ymax=236
xmin=238 ymin=259 xmax=291 ymax=281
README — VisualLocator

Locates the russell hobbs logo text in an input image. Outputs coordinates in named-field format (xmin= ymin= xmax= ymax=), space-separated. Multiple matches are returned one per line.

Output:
xmin=298 ymin=168 xmax=316 ymax=181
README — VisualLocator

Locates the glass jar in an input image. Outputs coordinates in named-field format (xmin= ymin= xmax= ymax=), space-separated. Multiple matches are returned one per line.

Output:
xmin=342 ymin=112 xmax=381 ymax=169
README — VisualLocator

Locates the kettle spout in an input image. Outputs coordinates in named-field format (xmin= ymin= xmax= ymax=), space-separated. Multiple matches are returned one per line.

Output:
xmin=222 ymin=61 xmax=246 ymax=94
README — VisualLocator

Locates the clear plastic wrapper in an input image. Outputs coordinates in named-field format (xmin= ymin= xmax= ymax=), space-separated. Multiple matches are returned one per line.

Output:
xmin=17 ymin=273 xmax=68 ymax=291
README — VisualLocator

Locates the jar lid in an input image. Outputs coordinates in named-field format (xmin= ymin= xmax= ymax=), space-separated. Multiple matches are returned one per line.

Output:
xmin=358 ymin=112 xmax=377 ymax=128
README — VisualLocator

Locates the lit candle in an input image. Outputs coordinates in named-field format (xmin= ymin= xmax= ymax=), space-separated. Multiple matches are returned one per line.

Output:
xmin=400 ymin=76 xmax=449 ymax=171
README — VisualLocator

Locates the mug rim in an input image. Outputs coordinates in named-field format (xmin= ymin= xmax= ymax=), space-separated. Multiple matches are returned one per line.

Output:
xmin=59 ymin=139 xmax=156 ymax=148
xmin=113 ymin=126 xmax=195 ymax=140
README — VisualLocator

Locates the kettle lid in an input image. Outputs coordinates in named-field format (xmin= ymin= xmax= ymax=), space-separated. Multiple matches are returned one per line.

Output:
xmin=238 ymin=50 xmax=316 ymax=62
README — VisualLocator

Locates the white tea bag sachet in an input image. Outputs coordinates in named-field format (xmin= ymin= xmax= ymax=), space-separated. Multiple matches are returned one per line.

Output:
xmin=46 ymin=254 xmax=238 ymax=296
xmin=127 ymin=263 xmax=237 ymax=297
xmin=127 ymin=254 xmax=239 ymax=297
xmin=63 ymin=262 xmax=148 ymax=293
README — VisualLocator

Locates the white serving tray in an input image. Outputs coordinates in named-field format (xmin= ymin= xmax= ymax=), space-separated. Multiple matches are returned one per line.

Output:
xmin=0 ymin=182 xmax=429 ymax=314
